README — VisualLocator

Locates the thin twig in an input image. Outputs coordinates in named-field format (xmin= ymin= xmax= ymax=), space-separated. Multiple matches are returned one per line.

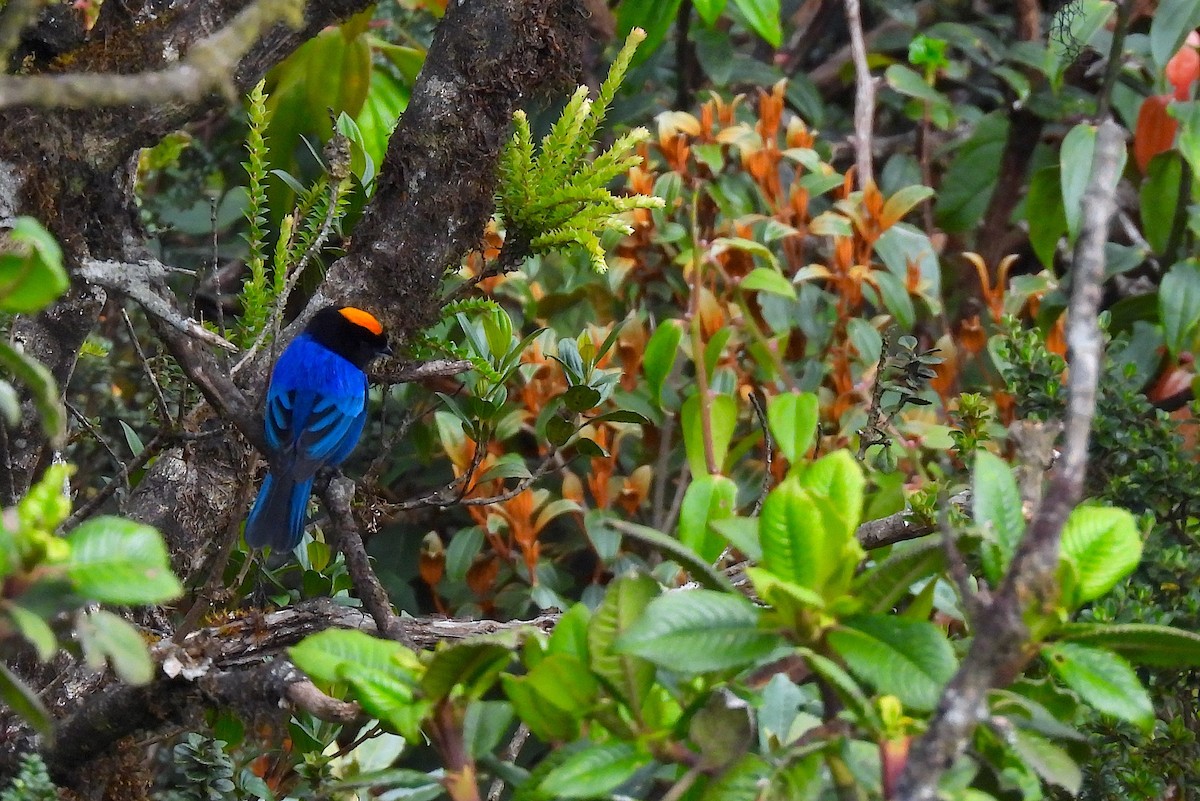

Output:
xmin=485 ymin=723 xmax=530 ymax=801
xmin=65 ymin=402 xmax=128 ymax=492
xmin=843 ymin=0 xmax=876 ymax=188
xmin=748 ymin=388 xmax=773 ymax=516
xmin=121 ymin=307 xmax=171 ymax=422
xmin=62 ymin=430 xmax=173 ymax=529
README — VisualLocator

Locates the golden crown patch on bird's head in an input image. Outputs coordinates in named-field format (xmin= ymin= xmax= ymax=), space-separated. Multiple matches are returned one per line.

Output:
xmin=338 ymin=306 xmax=384 ymax=335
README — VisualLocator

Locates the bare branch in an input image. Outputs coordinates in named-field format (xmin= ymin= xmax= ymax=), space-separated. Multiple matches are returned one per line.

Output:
xmin=0 ymin=0 xmax=305 ymax=109
xmin=843 ymin=0 xmax=876 ymax=187
xmin=896 ymin=119 xmax=1126 ymax=801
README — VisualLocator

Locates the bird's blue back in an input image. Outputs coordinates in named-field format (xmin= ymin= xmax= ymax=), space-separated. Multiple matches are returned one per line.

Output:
xmin=265 ymin=333 xmax=369 ymax=476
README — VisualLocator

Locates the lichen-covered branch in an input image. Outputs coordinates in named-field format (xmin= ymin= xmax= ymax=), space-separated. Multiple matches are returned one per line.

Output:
xmin=895 ymin=119 xmax=1126 ymax=801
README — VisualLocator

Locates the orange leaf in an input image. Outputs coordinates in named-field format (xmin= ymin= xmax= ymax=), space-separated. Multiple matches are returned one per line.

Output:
xmin=1134 ymin=95 xmax=1177 ymax=173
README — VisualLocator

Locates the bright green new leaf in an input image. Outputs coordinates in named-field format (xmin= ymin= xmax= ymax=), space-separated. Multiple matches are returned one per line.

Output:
xmin=801 ymin=450 xmax=866 ymax=537
xmin=972 ymin=451 xmax=1025 ymax=584
xmin=502 ymin=653 xmax=597 ymax=742
xmin=0 ymin=217 xmax=67 ymax=313
xmin=740 ymin=266 xmax=796 ymax=299
xmin=538 ymin=742 xmax=651 ymax=799
xmin=1160 ymin=260 xmax=1200 ymax=357
xmin=827 ymin=614 xmax=957 ymax=711
xmin=731 ymin=0 xmax=782 ymax=47
xmin=682 ymin=393 xmax=738 ymax=476
xmin=758 ymin=475 xmax=824 ymax=588
xmin=643 ymin=320 xmax=683 ymax=407
xmin=766 ymin=392 xmax=819 ymax=467
xmin=616 ymin=590 xmax=780 ymax=674
xmin=289 ymin=628 xmax=420 ymax=687
xmin=678 ymin=474 xmax=738 ymax=564
xmin=588 ymin=573 xmax=658 ymax=711
xmin=1059 ymin=505 xmax=1142 ymax=607
xmin=694 ymin=0 xmax=728 ymax=26
xmin=6 ymin=604 xmax=56 ymax=661
xmin=67 ymin=517 xmax=183 ymax=605
xmin=1011 ymin=729 xmax=1083 ymax=794
xmin=1043 ymin=642 xmax=1154 ymax=732
xmin=0 ymin=341 xmax=64 ymax=444
xmin=341 ymin=662 xmax=430 ymax=742
xmin=77 ymin=609 xmax=154 ymax=685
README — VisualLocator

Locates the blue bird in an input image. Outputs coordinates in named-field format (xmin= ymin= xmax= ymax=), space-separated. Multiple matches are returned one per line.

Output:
xmin=245 ymin=305 xmax=391 ymax=552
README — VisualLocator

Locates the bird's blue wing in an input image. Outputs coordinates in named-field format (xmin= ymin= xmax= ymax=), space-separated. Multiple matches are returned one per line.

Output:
xmin=263 ymin=335 xmax=370 ymax=476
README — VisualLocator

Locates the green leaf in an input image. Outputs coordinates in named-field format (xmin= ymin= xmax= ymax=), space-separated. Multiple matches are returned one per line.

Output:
xmin=740 ymin=267 xmax=796 ymax=299
xmin=1059 ymin=505 xmax=1142 ymax=607
xmin=421 ymin=641 xmax=512 ymax=702
xmin=502 ymin=653 xmax=597 ymax=742
xmin=0 ymin=341 xmax=63 ymax=444
xmin=1026 ymin=166 xmax=1068 ymax=269
xmin=6 ymin=604 xmax=56 ymax=661
xmin=853 ymin=537 xmax=945 ymax=614
xmin=1056 ymin=622 xmax=1200 ymax=667
xmin=546 ymin=415 xmax=575 ymax=447
xmin=563 ymin=384 xmax=602 ymax=413
xmin=0 ymin=662 xmax=52 ymax=737
xmin=766 ymin=392 xmax=819 ymax=467
xmin=341 ymin=662 xmax=429 ymax=742
xmin=617 ymin=0 xmax=684 ymax=62
xmin=881 ymin=185 xmax=935 ymax=226
xmin=798 ymin=647 xmax=878 ymax=728
xmin=538 ymin=742 xmax=651 ymax=799
xmin=610 ymin=520 xmax=735 ymax=591
xmin=827 ymin=614 xmax=957 ymax=711
xmin=730 ymin=0 xmax=781 ymax=46
xmin=1011 ymin=729 xmax=1083 ymax=794
xmin=1160 ymin=259 xmax=1200 ymax=357
xmin=616 ymin=590 xmax=780 ymax=674
xmin=76 ymin=609 xmax=154 ymax=685
xmin=644 ymin=320 xmax=684 ymax=407
xmin=678 ymin=474 xmax=738 ymax=564
xmin=1060 ymin=123 xmax=1128 ymax=243
xmin=713 ymin=237 xmax=780 ymax=270
xmin=0 ymin=217 xmax=67 ymax=313
xmin=690 ymin=689 xmax=754 ymax=769
xmin=710 ymin=517 xmax=762 ymax=562
xmin=972 ymin=451 xmax=1025 ymax=584
xmin=1141 ymin=153 xmax=1182 ymax=254
xmin=1043 ymin=642 xmax=1154 ymax=732
xmin=758 ymin=475 xmax=821 ymax=587
xmin=67 ymin=517 xmax=182 ymax=605
xmin=801 ymin=450 xmax=866 ymax=538
xmin=885 ymin=64 xmax=944 ymax=103
xmin=694 ymin=0 xmax=728 ymax=26
xmin=289 ymin=629 xmax=418 ymax=687
xmin=1150 ymin=0 xmax=1200 ymax=70
xmin=682 ymin=393 xmax=738 ymax=476
xmin=588 ymin=573 xmax=658 ymax=710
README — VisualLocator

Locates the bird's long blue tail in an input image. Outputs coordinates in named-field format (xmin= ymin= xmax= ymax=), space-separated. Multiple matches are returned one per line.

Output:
xmin=245 ymin=472 xmax=313 ymax=552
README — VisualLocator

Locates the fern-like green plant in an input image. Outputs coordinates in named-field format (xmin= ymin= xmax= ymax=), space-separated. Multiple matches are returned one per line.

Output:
xmin=237 ymin=79 xmax=273 ymax=349
xmin=495 ymin=27 xmax=663 ymax=273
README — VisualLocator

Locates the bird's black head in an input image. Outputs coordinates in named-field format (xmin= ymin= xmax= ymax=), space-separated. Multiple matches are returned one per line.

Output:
xmin=305 ymin=306 xmax=392 ymax=369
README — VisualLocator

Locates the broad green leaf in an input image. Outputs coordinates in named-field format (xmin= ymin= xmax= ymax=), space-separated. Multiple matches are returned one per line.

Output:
xmin=885 ymin=64 xmax=944 ymax=103
xmin=973 ymin=451 xmax=1024 ymax=584
xmin=801 ymin=450 xmax=866 ymax=537
xmin=502 ymin=653 xmax=597 ymax=742
xmin=1160 ymin=259 xmax=1200 ymax=357
xmin=700 ymin=754 xmax=772 ymax=801
xmin=0 ymin=217 xmax=67 ymax=313
xmin=465 ymin=700 xmax=515 ymax=760
xmin=1060 ymin=123 xmax=1124 ymax=243
xmin=713 ymin=237 xmax=780 ymax=270
xmin=6 ymin=604 xmax=56 ymax=661
xmin=67 ymin=517 xmax=182 ymax=605
xmin=0 ymin=662 xmax=51 ymax=737
xmin=421 ymin=641 xmax=512 ymax=702
xmin=1141 ymin=153 xmax=1182 ymax=254
xmin=853 ymin=537 xmax=945 ymax=614
xmin=740 ymin=266 xmax=796 ymax=299
xmin=616 ymin=590 xmax=780 ymax=674
xmin=758 ymin=475 xmax=823 ymax=588
xmin=1026 ymin=165 xmax=1067 ymax=269
xmin=588 ymin=573 xmax=658 ymax=711
xmin=682 ymin=393 xmax=738 ymax=476
xmin=694 ymin=0 xmax=728 ymax=26
xmin=1043 ymin=642 xmax=1154 ymax=732
xmin=678 ymin=474 xmax=738 ymax=564
xmin=766 ymin=392 xmax=819 ymax=467
xmin=710 ymin=517 xmax=762 ymax=562
xmin=538 ymin=742 xmax=651 ymax=799
xmin=0 ymin=341 xmax=63 ymax=443
xmin=1011 ymin=729 xmax=1083 ymax=794
xmin=936 ymin=114 xmax=1007 ymax=233
xmin=798 ymin=648 xmax=878 ymax=727
xmin=617 ymin=0 xmax=684 ymax=62
xmin=341 ymin=662 xmax=429 ymax=741
xmin=289 ymin=628 xmax=419 ymax=686
xmin=731 ymin=0 xmax=782 ymax=47
xmin=546 ymin=602 xmax=591 ymax=662
xmin=1150 ymin=0 xmax=1200 ymax=69
xmin=690 ymin=689 xmax=754 ymax=769
xmin=827 ymin=614 xmax=957 ymax=711
xmin=1056 ymin=622 xmax=1200 ymax=667
xmin=881 ymin=185 xmax=935 ymax=228
xmin=643 ymin=320 xmax=683 ymax=407
xmin=77 ymin=609 xmax=153 ymax=685
xmin=1059 ymin=505 xmax=1141 ymax=607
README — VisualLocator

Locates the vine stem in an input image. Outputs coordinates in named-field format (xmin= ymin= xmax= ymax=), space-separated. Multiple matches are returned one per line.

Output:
xmin=687 ymin=196 xmax=718 ymax=476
